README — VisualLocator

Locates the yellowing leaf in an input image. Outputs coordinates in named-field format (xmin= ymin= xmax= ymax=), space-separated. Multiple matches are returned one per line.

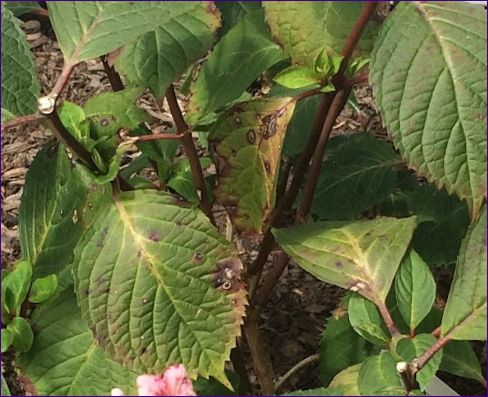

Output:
xmin=209 ymin=97 xmax=296 ymax=234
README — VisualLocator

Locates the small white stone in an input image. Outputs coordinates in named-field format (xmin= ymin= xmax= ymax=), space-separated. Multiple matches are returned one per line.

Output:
xmin=350 ymin=285 xmax=359 ymax=292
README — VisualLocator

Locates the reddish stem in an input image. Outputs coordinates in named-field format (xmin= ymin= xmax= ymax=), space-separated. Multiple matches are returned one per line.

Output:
xmin=136 ymin=133 xmax=181 ymax=142
xmin=296 ymin=89 xmax=349 ymax=221
xmin=165 ymin=85 xmax=215 ymax=224
xmin=413 ymin=335 xmax=451 ymax=372
xmin=1 ymin=113 xmax=46 ymax=131
xmin=377 ymin=300 xmax=400 ymax=337
xmin=49 ymin=61 xmax=75 ymax=99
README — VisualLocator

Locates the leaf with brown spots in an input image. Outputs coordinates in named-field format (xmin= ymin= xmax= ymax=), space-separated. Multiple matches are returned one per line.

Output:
xmin=273 ymin=216 xmax=417 ymax=304
xmin=73 ymin=190 xmax=246 ymax=387
xmin=209 ymin=97 xmax=296 ymax=234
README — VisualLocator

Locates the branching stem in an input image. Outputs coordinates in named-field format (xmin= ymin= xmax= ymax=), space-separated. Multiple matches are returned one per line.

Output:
xmin=412 ymin=335 xmax=451 ymax=372
xmin=377 ymin=300 xmax=400 ymax=337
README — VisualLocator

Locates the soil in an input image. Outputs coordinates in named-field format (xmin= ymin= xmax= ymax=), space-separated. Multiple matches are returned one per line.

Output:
xmin=1 ymin=15 xmax=485 ymax=397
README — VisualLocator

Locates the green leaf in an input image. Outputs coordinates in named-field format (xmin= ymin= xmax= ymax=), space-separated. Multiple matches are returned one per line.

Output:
xmin=283 ymin=387 xmax=343 ymax=396
xmin=47 ymin=2 xmax=220 ymax=64
xmin=328 ymin=364 xmax=361 ymax=396
xmin=28 ymin=275 xmax=58 ymax=304
xmin=358 ymin=352 xmax=406 ymax=396
xmin=1 ymin=108 xmax=15 ymax=122
xmin=319 ymin=311 xmax=372 ymax=384
xmin=1 ymin=7 xmax=40 ymax=115
xmin=311 ymin=133 xmax=403 ymax=220
xmin=1 ymin=329 xmax=13 ymax=353
xmin=4 ymin=1 xmax=40 ymax=16
xmin=19 ymin=143 xmax=89 ymax=288
xmin=7 ymin=317 xmax=33 ymax=353
xmin=440 ymin=341 xmax=486 ymax=385
xmin=273 ymin=216 xmax=417 ymax=303
xmin=216 ymin=1 xmax=262 ymax=37
xmin=209 ymin=97 xmax=296 ymax=233
xmin=405 ymin=184 xmax=470 ymax=266
xmin=348 ymin=293 xmax=390 ymax=346
xmin=441 ymin=206 xmax=486 ymax=340
xmin=277 ymin=91 xmax=322 ymax=158
xmin=1 ymin=260 xmax=32 ymax=317
xmin=395 ymin=250 xmax=436 ymax=333
xmin=274 ymin=65 xmax=322 ymax=89
xmin=18 ymin=289 xmax=137 ymax=395
xmin=73 ymin=190 xmax=246 ymax=387
xmin=188 ymin=11 xmax=285 ymax=121
xmin=263 ymin=2 xmax=379 ymax=66
xmin=370 ymin=2 xmax=487 ymax=218
xmin=133 ymin=127 xmax=180 ymax=182
xmin=193 ymin=371 xmax=241 ymax=396
xmin=167 ymin=158 xmax=213 ymax=203
xmin=83 ymin=87 xmax=148 ymax=142
xmin=397 ymin=334 xmax=442 ymax=391
xmin=115 ymin=3 xmax=220 ymax=98
xmin=58 ymin=101 xmax=90 ymax=143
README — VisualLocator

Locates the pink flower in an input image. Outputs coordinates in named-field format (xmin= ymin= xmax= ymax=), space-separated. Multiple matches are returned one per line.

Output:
xmin=112 ymin=364 xmax=196 ymax=396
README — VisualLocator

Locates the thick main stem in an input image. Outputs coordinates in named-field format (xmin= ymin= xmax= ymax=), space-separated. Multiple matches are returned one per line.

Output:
xmin=296 ymin=89 xmax=349 ymax=221
xmin=165 ymin=85 xmax=215 ymax=224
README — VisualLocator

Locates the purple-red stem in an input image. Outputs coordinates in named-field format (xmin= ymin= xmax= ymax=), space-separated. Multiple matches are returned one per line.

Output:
xmin=165 ymin=85 xmax=215 ymax=224
xmin=295 ymin=88 xmax=350 ymax=221
xmin=136 ymin=133 xmax=181 ymax=142
xmin=1 ymin=113 xmax=46 ymax=131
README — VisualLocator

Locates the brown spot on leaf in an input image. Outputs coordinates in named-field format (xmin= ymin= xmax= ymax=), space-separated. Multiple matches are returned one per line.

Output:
xmin=264 ymin=161 xmax=271 ymax=174
xmin=212 ymin=258 xmax=242 ymax=292
xmin=261 ymin=114 xmax=278 ymax=139
xmin=148 ymin=230 xmax=160 ymax=242
xmin=100 ymin=117 xmax=110 ymax=127
xmin=247 ymin=129 xmax=256 ymax=144
xmin=97 ymin=227 xmax=109 ymax=248
xmin=335 ymin=261 xmax=343 ymax=268
xmin=192 ymin=252 xmax=205 ymax=264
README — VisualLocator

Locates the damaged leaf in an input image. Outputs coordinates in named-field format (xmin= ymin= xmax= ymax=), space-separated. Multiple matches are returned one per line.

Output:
xmin=73 ymin=190 xmax=246 ymax=387
xmin=273 ymin=216 xmax=417 ymax=303
xmin=209 ymin=97 xmax=296 ymax=233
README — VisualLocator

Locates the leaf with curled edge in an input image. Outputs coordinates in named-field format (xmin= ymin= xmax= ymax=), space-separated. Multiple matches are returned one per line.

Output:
xmin=273 ymin=216 xmax=417 ymax=304
xmin=209 ymin=97 xmax=296 ymax=234
xmin=73 ymin=189 xmax=246 ymax=387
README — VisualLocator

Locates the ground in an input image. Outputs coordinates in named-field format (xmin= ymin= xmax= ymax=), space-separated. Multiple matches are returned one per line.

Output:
xmin=1 ymin=15 xmax=485 ymax=397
